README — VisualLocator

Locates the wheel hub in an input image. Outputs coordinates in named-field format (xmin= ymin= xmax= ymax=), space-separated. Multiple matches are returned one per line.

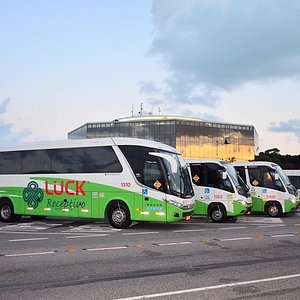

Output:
xmin=212 ymin=210 xmax=222 ymax=220
xmin=269 ymin=205 xmax=278 ymax=216
xmin=112 ymin=209 xmax=125 ymax=224
xmin=1 ymin=205 xmax=11 ymax=220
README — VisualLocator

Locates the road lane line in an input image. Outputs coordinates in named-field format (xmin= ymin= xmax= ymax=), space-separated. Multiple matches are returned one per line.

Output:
xmin=115 ymin=273 xmax=300 ymax=300
xmin=122 ymin=232 xmax=159 ymax=236
xmin=219 ymin=237 xmax=253 ymax=242
xmin=173 ymin=229 xmax=205 ymax=233
xmin=0 ymin=229 xmax=38 ymax=232
xmin=66 ymin=234 xmax=108 ymax=239
xmin=258 ymin=225 xmax=286 ymax=228
xmin=62 ymin=230 xmax=112 ymax=233
xmin=86 ymin=246 xmax=128 ymax=251
xmin=157 ymin=241 xmax=192 ymax=246
xmin=5 ymin=251 xmax=55 ymax=257
xmin=217 ymin=227 xmax=246 ymax=231
xmin=0 ymin=231 xmax=105 ymax=236
xmin=9 ymin=238 xmax=49 ymax=242
xmin=271 ymin=234 xmax=295 ymax=238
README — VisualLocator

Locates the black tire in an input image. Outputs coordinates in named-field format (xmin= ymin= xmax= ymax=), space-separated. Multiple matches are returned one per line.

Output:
xmin=209 ymin=206 xmax=226 ymax=223
xmin=0 ymin=200 xmax=17 ymax=222
xmin=108 ymin=203 xmax=132 ymax=229
xmin=266 ymin=202 xmax=282 ymax=217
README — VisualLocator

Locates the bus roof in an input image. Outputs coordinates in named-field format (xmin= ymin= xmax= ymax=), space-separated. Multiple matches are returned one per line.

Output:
xmin=284 ymin=170 xmax=300 ymax=176
xmin=185 ymin=159 xmax=228 ymax=165
xmin=231 ymin=161 xmax=280 ymax=167
xmin=0 ymin=137 xmax=180 ymax=154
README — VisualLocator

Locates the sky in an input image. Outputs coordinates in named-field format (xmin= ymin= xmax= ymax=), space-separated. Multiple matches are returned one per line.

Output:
xmin=1 ymin=0 xmax=300 ymax=155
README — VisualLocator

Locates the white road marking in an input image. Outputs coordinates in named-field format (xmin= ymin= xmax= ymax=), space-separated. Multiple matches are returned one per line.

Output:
xmin=239 ymin=217 xmax=283 ymax=224
xmin=173 ymin=229 xmax=205 ymax=233
xmin=62 ymin=230 xmax=113 ymax=233
xmin=9 ymin=238 xmax=49 ymax=242
xmin=258 ymin=225 xmax=286 ymax=228
xmin=157 ymin=241 xmax=192 ymax=246
xmin=5 ymin=251 xmax=55 ymax=257
xmin=122 ymin=232 xmax=159 ymax=236
xmin=115 ymin=273 xmax=300 ymax=300
xmin=217 ymin=227 xmax=246 ymax=231
xmin=66 ymin=234 xmax=109 ymax=239
xmin=0 ymin=229 xmax=38 ymax=232
xmin=0 ymin=231 xmax=109 ymax=236
xmin=86 ymin=246 xmax=128 ymax=251
xmin=271 ymin=234 xmax=295 ymax=238
xmin=219 ymin=237 xmax=253 ymax=242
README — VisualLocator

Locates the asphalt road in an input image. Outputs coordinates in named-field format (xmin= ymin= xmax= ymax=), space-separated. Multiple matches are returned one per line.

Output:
xmin=0 ymin=211 xmax=300 ymax=300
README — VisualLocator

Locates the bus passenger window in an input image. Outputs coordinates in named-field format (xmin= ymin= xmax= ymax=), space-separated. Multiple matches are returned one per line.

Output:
xmin=143 ymin=161 xmax=164 ymax=191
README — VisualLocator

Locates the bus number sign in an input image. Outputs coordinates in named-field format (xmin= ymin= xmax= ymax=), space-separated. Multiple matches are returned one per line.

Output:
xmin=121 ymin=182 xmax=131 ymax=188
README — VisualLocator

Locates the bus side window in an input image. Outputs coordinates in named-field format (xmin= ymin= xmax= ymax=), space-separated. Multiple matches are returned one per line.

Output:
xmin=190 ymin=164 xmax=205 ymax=186
xmin=143 ymin=160 xmax=165 ymax=191
xmin=262 ymin=170 xmax=273 ymax=188
xmin=119 ymin=145 xmax=166 ymax=192
xmin=248 ymin=168 xmax=261 ymax=187
xmin=0 ymin=151 xmax=21 ymax=174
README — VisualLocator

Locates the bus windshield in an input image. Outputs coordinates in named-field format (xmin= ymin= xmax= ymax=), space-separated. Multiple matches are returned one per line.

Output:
xmin=222 ymin=162 xmax=249 ymax=197
xmin=120 ymin=145 xmax=193 ymax=199
xmin=273 ymin=164 xmax=291 ymax=186
xmin=273 ymin=164 xmax=297 ymax=195
xmin=153 ymin=152 xmax=194 ymax=199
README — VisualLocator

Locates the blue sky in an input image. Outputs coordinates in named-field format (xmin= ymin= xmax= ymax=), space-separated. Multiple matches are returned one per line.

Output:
xmin=1 ymin=0 xmax=300 ymax=155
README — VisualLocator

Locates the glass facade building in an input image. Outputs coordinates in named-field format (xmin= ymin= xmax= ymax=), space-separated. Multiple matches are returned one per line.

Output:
xmin=68 ymin=116 xmax=258 ymax=161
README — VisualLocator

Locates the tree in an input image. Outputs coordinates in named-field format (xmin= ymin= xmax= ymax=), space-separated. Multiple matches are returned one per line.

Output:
xmin=255 ymin=149 xmax=300 ymax=169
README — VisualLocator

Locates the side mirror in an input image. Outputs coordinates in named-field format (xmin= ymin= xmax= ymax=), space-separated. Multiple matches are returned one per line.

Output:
xmin=149 ymin=152 xmax=178 ymax=173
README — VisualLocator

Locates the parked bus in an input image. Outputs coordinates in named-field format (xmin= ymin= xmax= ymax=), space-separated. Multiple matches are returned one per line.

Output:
xmin=187 ymin=159 xmax=251 ymax=222
xmin=284 ymin=170 xmax=300 ymax=193
xmin=0 ymin=138 xmax=194 ymax=228
xmin=232 ymin=161 xmax=299 ymax=217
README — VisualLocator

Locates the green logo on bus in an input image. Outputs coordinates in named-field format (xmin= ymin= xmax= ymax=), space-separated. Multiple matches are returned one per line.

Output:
xmin=23 ymin=181 xmax=44 ymax=209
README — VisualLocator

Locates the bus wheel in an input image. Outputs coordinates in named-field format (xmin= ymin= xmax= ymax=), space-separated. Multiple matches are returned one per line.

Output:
xmin=209 ymin=206 xmax=226 ymax=223
xmin=0 ymin=200 xmax=17 ymax=222
xmin=108 ymin=203 xmax=132 ymax=229
xmin=266 ymin=202 xmax=282 ymax=217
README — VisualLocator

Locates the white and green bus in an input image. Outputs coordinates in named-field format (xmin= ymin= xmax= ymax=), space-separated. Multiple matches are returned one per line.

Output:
xmin=284 ymin=170 xmax=300 ymax=194
xmin=187 ymin=159 xmax=251 ymax=222
xmin=0 ymin=137 xmax=194 ymax=228
xmin=232 ymin=161 xmax=299 ymax=217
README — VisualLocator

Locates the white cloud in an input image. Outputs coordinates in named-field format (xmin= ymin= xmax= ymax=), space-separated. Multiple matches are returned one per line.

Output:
xmin=0 ymin=99 xmax=31 ymax=146
xmin=270 ymin=119 xmax=300 ymax=140
xmin=150 ymin=0 xmax=300 ymax=106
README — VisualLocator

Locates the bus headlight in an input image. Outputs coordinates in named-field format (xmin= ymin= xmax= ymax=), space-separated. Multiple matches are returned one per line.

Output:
xmin=238 ymin=200 xmax=248 ymax=206
xmin=291 ymin=199 xmax=296 ymax=204
xmin=167 ymin=199 xmax=184 ymax=208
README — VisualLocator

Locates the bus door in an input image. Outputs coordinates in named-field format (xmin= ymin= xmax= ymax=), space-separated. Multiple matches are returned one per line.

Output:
xmin=189 ymin=163 xmax=210 ymax=214
xmin=140 ymin=159 xmax=167 ymax=222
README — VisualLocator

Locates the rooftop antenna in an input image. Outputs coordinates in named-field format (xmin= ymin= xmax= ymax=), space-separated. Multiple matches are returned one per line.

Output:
xmin=148 ymin=106 xmax=153 ymax=116
xmin=131 ymin=104 xmax=134 ymax=117
xmin=139 ymin=102 xmax=143 ymax=116
xmin=158 ymin=107 xmax=161 ymax=115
